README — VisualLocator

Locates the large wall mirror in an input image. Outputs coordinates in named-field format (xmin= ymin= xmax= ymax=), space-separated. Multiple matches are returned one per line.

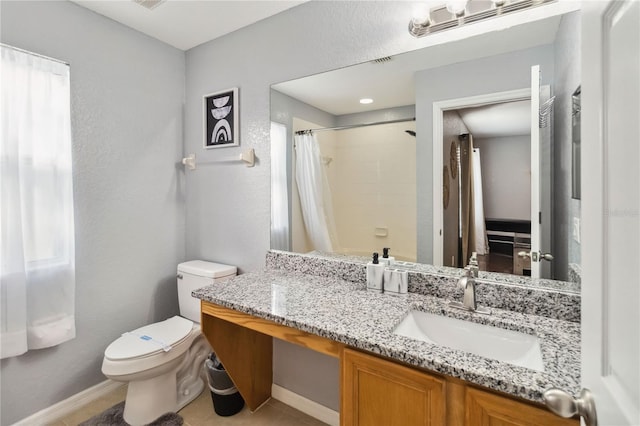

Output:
xmin=270 ymin=8 xmax=581 ymax=284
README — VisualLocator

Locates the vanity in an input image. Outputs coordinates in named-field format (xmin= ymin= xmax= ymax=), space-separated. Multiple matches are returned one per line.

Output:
xmin=194 ymin=250 xmax=580 ymax=425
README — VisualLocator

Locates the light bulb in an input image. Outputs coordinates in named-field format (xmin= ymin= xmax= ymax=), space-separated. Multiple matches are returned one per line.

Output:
xmin=359 ymin=98 xmax=373 ymax=105
xmin=411 ymin=5 xmax=431 ymax=27
xmin=446 ymin=0 xmax=468 ymax=16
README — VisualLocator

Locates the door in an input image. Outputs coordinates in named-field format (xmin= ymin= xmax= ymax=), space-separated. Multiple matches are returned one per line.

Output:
xmin=580 ymin=0 xmax=639 ymax=424
xmin=529 ymin=66 xmax=552 ymax=279
xmin=341 ymin=348 xmax=445 ymax=425
xmin=466 ymin=387 xmax=578 ymax=426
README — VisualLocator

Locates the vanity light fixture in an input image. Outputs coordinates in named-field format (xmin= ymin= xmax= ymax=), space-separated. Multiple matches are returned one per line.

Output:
xmin=409 ymin=0 xmax=556 ymax=38
xmin=360 ymin=98 xmax=374 ymax=104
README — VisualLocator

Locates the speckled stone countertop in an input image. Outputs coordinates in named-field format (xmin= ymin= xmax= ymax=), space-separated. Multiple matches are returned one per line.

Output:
xmin=193 ymin=269 xmax=581 ymax=404
xmin=266 ymin=250 xmax=581 ymax=322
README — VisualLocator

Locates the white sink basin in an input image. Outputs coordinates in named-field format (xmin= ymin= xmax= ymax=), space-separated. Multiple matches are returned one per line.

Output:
xmin=393 ymin=310 xmax=544 ymax=372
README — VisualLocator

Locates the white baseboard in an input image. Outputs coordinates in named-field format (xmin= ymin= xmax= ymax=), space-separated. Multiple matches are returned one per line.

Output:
xmin=271 ymin=384 xmax=340 ymax=426
xmin=12 ymin=380 xmax=124 ymax=426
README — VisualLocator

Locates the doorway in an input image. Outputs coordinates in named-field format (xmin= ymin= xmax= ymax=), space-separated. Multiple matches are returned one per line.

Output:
xmin=442 ymin=100 xmax=532 ymax=275
xmin=432 ymin=85 xmax=553 ymax=279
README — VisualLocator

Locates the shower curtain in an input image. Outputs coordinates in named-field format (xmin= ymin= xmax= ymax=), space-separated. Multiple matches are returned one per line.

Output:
xmin=294 ymin=132 xmax=337 ymax=252
xmin=459 ymin=135 xmax=488 ymax=265
xmin=460 ymin=135 xmax=475 ymax=266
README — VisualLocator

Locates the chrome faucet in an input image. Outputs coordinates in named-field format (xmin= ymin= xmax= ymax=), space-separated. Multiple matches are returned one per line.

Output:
xmin=450 ymin=252 xmax=489 ymax=314
xmin=460 ymin=252 xmax=479 ymax=310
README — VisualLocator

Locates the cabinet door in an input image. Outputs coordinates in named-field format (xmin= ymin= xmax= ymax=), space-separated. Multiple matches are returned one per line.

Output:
xmin=341 ymin=348 xmax=445 ymax=426
xmin=466 ymin=387 xmax=578 ymax=426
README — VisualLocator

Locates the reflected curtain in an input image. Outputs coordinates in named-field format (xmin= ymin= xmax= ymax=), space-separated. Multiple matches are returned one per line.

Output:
xmin=294 ymin=132 xmax=337 ymax=252
xmin=270 ymin=122 xmax=290 ymax=250
xmin=1 ymin=45 xmax=76 ymax=358
xmin=472 ymin=148 xmax=489 ymax=255
xmin=459 ymin=135 xmax=475 ymax=266
xmin=460 ymin=135 xmax=488 ymax=265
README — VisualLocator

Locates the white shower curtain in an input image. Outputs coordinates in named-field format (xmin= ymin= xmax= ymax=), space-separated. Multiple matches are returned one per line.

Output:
xmin=1 ymin=46 xmax=76 ymax=358
xmin=472 ymin=148 xmax=489 ymax=255
xmin=294 ymin=133 xmax=337 ymax=252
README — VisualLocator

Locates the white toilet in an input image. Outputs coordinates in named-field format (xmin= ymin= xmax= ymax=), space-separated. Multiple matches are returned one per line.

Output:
xmin=102 ymin=260 xmax=236 ymax=426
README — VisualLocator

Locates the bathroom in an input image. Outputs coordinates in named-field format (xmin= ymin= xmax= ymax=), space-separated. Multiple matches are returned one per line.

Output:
xmin=1 ymin=1 xmax=638 ymax=425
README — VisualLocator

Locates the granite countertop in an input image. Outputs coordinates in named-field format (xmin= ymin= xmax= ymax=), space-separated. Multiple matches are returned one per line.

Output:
xmin=193 ymin=269 xmax=580 ymax=404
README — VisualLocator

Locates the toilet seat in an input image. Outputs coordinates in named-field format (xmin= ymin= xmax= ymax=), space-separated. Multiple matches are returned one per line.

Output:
xmin=105 ymin=316 xmax=194 ymax=361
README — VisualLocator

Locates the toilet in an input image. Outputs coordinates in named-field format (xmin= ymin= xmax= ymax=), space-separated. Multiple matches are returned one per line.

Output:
xmin=102 ymin=260 xmax=236 ymax=426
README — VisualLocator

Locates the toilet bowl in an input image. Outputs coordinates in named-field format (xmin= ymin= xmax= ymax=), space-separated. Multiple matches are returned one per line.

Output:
xmin=101 ymin=261 xmax=236 ymax=426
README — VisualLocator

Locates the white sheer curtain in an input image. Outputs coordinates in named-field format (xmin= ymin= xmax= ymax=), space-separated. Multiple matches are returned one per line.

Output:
xmin=472 ymin=147 xmax=489 ymax=255
xmin=1 ymin=45 xmax=76 ymax=359
xmin=294 ymin=132 xmax=337 ymax=252
xmin=270 ymin=122 xmax=289 ymax=251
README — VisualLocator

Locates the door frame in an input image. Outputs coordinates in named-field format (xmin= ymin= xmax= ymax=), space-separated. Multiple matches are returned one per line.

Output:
xmin=432 ymin=88 xmax=531 ymax=267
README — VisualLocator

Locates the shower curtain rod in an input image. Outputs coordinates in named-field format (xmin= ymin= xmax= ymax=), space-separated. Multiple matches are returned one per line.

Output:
xmin=295 ymin=117 xmax=415 ymax=135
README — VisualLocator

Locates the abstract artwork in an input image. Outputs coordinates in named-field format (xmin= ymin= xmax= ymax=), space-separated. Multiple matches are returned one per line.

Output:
xmin=204 ymin=87 xmax=239 ymax=148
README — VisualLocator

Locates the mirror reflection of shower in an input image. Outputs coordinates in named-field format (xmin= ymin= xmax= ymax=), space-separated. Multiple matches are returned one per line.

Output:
xmin=291 ymin=117 xmax=417 ymax=261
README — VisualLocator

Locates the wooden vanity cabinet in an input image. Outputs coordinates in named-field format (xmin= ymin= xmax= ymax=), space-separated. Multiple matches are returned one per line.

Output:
xmin=201 ymin=303 xmax=577 ymax=426
xmin=465 ymin=387 xmax=579 ymax=426
xmin=341 ymin=348 xmax=578 ymax=426
xmin=341 ymin=348 xmax=446 ymax=425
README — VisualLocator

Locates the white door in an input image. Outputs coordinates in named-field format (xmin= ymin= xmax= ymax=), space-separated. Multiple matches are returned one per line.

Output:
xmin=529 ymin=66 xmax=553 ymax=279
xmin=577 ymin=0 xmax=639 ymax=424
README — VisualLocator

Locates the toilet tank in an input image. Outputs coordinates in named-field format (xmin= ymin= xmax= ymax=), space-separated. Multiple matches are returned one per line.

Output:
xmin=177 ymin=260 xmax=237 ymax=322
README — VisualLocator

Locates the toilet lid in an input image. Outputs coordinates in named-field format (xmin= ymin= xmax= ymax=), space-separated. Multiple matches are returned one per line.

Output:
xmin=104 ymin=316 xmax=194 ymax=361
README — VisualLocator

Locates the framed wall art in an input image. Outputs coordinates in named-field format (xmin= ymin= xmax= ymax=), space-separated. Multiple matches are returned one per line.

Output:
xmin=203 ymin=87 xmax=239 ymax=149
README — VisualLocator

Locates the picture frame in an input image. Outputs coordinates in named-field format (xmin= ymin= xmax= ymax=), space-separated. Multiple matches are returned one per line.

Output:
xmin=203 ymin=87 xmax=239 ymax=149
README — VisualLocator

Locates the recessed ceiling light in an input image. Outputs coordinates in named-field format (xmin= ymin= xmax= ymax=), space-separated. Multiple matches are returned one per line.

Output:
xmin=360 ymin=98 xmax=373 ymax=104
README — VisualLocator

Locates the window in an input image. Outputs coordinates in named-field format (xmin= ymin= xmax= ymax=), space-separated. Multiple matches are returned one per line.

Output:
xmin=1 ymin=44 xmax=76 ymax=358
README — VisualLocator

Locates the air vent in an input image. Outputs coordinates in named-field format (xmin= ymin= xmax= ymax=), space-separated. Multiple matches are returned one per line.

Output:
xmin=133 ymin=0 xmax=166 ymax=10
xmin=372 ymin=56 xmax=392 ymax=64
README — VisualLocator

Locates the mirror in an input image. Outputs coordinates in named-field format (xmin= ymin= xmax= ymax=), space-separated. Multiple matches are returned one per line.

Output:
xmin=270 ymin=9 xmax=581 ymax=284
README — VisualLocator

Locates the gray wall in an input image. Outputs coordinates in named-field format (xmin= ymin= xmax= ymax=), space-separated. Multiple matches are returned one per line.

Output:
xmin=184 ymin=1 xmax=443 ymax=411
xmin=474 ymin=135 xmax=532 ymax=221
xmin=553 ymin=11 xmax=582 ymax=280
xmin=0 ymin=2 xmax=186 ymax=424
xmin=414 ymin=45 xmax=555 ymax=264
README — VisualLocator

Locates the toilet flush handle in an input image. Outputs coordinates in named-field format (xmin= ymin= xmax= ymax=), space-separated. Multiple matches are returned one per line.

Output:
xmin=177 ymin=274 xmax=183 ymax=280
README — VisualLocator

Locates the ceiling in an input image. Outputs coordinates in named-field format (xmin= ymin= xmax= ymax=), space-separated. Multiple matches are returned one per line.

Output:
xmin=458 ymin=100 xmax=531 ymax=138
xmin=70 ymin=0 xmax=305 ymax=51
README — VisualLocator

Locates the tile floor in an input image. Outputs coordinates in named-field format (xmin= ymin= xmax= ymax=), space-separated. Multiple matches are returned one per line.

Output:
xmin=50 ymin=384 xmax=328 ymax=426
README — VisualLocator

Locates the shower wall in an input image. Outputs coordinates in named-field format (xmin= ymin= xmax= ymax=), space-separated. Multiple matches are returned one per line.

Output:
xmin=317 ymin=121 xmax=417 ymax=261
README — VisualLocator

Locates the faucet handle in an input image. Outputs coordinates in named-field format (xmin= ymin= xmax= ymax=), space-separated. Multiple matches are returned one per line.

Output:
xmin=466 ymin=252 xmax=479 ymax=277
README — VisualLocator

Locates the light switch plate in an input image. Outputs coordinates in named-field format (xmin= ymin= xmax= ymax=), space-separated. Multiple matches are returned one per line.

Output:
xmin=573 ymin=217 xmax=581 ymax=243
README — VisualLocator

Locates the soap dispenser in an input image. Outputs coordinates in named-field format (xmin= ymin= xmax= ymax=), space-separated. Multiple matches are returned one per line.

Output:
xmin=366 ymin=253 xmax=384 ymax=293
xmin=379 ymin=247 xmax=395 ymax=266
